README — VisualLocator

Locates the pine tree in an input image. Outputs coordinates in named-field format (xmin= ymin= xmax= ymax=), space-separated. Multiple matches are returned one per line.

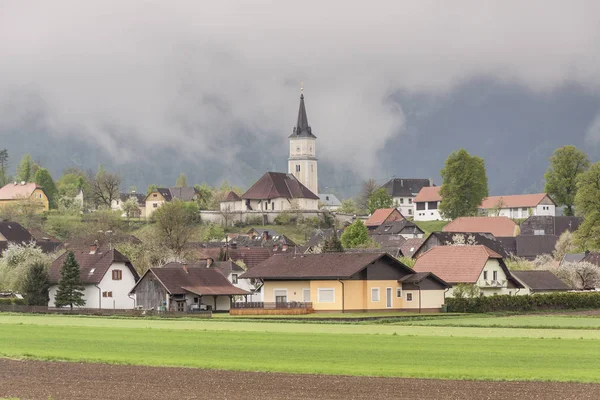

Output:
xmin=54 ymin=251 xmax=86 ymax=310
xmin=175 ymin=173 xmax=188 ymax=188
xmin=327 ymin=229 xmax=344 ymax=252
xmin=23 ymin=262 xmax=50 ymax=306
xmin=16 ymin=154 xmax=38 ymax=183
xmin=34 ymin=168 xmax=59 ymax=209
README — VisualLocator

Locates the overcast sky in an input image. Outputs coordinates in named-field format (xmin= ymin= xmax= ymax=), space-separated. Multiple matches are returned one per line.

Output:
xmin=1 ymin=1 xmax=600 ymax=175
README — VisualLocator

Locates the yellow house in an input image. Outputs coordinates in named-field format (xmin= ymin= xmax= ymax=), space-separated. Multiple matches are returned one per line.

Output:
xmin=0 ymin=182 xmax=49 ymax=212
xmin=241 ymin=253 xmax=449 ymax=313
xmin=145 ymin=187 xmax=197 ymax=218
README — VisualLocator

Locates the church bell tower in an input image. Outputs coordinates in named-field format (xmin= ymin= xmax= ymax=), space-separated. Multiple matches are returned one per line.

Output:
xmin=288 ymin=88 xmax=318 ymax=195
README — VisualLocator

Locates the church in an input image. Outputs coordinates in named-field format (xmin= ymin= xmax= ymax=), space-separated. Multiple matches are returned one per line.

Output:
xmin=220 ymin=91 xmax=321 ymax=212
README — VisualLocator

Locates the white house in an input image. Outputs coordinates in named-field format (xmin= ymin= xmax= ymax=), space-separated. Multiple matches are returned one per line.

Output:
xmin=413 ymin=186 xmax=445 ymax=221
xmin=413 ymin=245 xmax=524 ymax=297
xmin=111 ymin=192 xmax=146 ymax=218
xmin=318 ymin=194 xmax=341 ymax=211
xmin=210 ymin=259 xmax=262 ymax=302
xmin=479 ymin=193 xmax=556 ymax=218
xmin=380 ymin=178 xmax=433 ymax=217
xmin=48 ymin=245 xmax=139 ymax=309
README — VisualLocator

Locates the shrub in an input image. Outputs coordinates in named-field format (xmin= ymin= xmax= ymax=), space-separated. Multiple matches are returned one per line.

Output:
xmin=274 ymin=211 xmax=294 ymax=225
xmin=0 ymin=297 xmax=26 ymax=306
xmin=447 ymin=291 xmax=600 ymax=313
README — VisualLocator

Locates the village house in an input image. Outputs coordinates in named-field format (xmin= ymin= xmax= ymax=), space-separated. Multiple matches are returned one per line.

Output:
xmin=479 ymin=193 xmax=556 ymax=218
xmin=304 ymin=228 xmax=345 ymax=254
xmin=219 ymin=191 xmax=243 ymax=212
xmin=380 ymin=178 xmax=433 ymax=217
xmin=145 ymin=187 xmax=197 ymax=218
xmin=240 ymin=253 xmax=449 ymax=313
xmin=365 ymin=208 xmax=404 ymax=230
xmin=413 ymin=186 xmax=444 ymax=221
xmin=371 ymin=219 xmax=424 ymax=239
xmin=412 ymin=231 xmax=512 ymax=259
xmin=0 ymin=182 xmax=49 ymax=212
xmin=0 ymin=221 xmax=61 ymax=255
xmin=399 ymin=238 xmax=426 ymax=258
xmin=130 ymin=262 xmax=249 ymax=312
xmin=48 ymin=244 xmax=139 ymax=309
xmin=520 ymin=216 xmax=582 ymax=236
xmin=318 ymin=194 xmax=342 ymax=211
xmin=413 ymin=245 xmax=523 ymax=297
xmin=510 ymin=270 xmax=570 ymax=295
xmin=443 ymin=216 xmax=520 ymax=237
xmin=111 ymin=192 xmax=146 ymax=218
xmin=209 ymin=260 xmax=262 ymax=302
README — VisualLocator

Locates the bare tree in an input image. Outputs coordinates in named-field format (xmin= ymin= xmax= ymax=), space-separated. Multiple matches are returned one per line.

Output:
xmin=152 ymin=200 xmax=195 ymax=259
xmin=356 ymin=179 xmax=378 ymax=211
xmin=556 ymin=261 xmax=600 ymax=290
xmin=92 ymin=166 xmax=121 ymax=207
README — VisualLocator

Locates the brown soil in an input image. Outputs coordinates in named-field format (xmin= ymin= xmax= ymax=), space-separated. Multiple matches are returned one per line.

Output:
xmin=1 ymin=359 xmax=598 ymax=400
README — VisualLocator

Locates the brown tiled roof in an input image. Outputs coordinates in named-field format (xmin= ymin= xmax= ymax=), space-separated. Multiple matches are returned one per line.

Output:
xmin=223 ymin=191 xmax=241 ymax=202
xmin=414 ymin=186 xmax=441 ymax=202
xmin=241 ymin=252 xmax=410 ymax=280
xmin=480 ymin=193 xmax=552 ymax=209
xmin=582 ymin=252 xmax=600 ymax=267
xmin=48 ymin=247 xmax=137 ymax=284
xmin=443 ymin=217 xmax=518 ymax=237
xmin=400 ymin=238 xmax=425 ymax=257
xmin=398 ymin=272 xmax=450 ymax=287
xmin=242 ymin=172 xmax=318 ymax=200
xmin=0 ymin=221 xmax=34 ymax=243
xmin=511 ymin=270 xmax=570 ymax=292
xmin=0 ymin=182 xmax=44 ymax=200
xmin=27 ymin=227 xmax=60 ymax=243
xmin=413 ymin=245 xmax=502 ymax=283
xmin=365 ymin=208 xmax=404 ymax=227
xmin=137 ymin=263 xmax=248 ymax=296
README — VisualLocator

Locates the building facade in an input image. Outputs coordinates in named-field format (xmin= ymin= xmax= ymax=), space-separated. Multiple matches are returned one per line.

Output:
xmin=288 ymin=91 xmax=318 ymax=195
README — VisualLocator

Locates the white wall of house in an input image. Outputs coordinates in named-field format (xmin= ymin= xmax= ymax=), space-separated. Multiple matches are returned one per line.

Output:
xmin=481 ymin=205 xmax=555 ymax=218
xmin=535 ymin=204 xmax=555 ymax=216
xmin=243 ymin=197 xmax=318 ymax=211
xmin=446 ymin=259 xmax=511 ymax=298
xmin=414 ymin=201 xmax=443 ymax=221
xmin=227 ymin=272 xmax=262 ymax=302
xmin=220 ymin=200 xmax=243 ymax=212
xmin=393 ymin=197 xmax=415 ymax=217
xmin=180 ymin=293 xmax=232 ymax=311
xmin=48 ymin=262 xmax=137 ymax=309
xmin=145 ymin=199 xmax=165 ymax=218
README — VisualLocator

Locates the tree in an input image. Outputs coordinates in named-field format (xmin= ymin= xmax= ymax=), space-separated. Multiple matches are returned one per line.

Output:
xmin=452 ymin=283 xmax=481 ymax=299
xmin=0 ymin=242 xmax=53 ymax=293
xmin=439 ymin=149 xmax=488 ymax=220
xmin=544 ymin=145 xmax=590 ymax=216
xmin=54 ymin=251 xmax=86 ymax=310
xmin=204 ymin=223 xmax=225 ymax=241
xmin=490 ymin=198 xmax=506 ymax=217
xmin=553 ymin=230 xmax=576 ymax=261
xmin=16 ymin=154 xmax=36 ymax=183
xmin=22 ymin=262 xmax=50 ymax=306
xmin=57 ymin=170 xmax=91 ymax=199
xmin=147 ymin=184 xmax=158 ymax=194
xmin=194 ymin=183 xmax=214 ymax=210
xmin=34 ymin=168 xmax=59 ymax=209
xmin=322 ymin=229 xmax=344 ymax=252
xmin=122 ymin=197 xmax=140 ymax=219
xmin=91 ymin=165 xmax=121 ymax=207
xmin=367 ymin=188 xmax=393 ymax=214
xmin=175 ymin=173 xmax=188 ymax=188
xmin=338 ymin=198 xmax=358 ymax=215
xmin=556 ymin=261 xmax=600 ymax=290
xmin=340 ymin=219 xmax=370 ymax=248
xmin=574 ymin=163 xmax=600 ymax=249
xmin=356 ymin=179 xmax=378 ymax=211
xmin=152 ymin=200 xmax=196 ymax=258
xmin=0 ymin=149 xmax=9 ymax=186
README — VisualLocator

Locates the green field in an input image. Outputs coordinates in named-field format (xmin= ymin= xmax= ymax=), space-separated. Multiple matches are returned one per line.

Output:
xmin=2 ymin=314 xmax=600 ymax=382
xmin=413 ymin=220 xmax=448 ymax=235
xmin=394 ymin=315 xmax=600 ymax=329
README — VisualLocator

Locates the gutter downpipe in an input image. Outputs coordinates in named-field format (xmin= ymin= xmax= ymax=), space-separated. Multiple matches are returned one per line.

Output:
xmin=128 ymin=292 xmax=136 ymax=308
xmin=338 ymin=279 xmax=345 ymax=313
xmin=95 ymin=284 xmax=101 ymax=310
xmin=417 ymin=283 xmax=421 ymax=314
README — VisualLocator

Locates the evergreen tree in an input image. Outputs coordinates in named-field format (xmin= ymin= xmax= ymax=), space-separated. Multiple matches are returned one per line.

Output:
xmin=439 ymin=149 xmax=489 ymax=220
xmin=54 ymin=251 xmax=86 ymax=310
xmin=16 ymin=154 xmax=36 ymax=182
xmin=0 ymin=149 xmax=9 ymax=186
xmin=544 ymin=145 xmax=589 ymax=216
xmin=323 ymin=229 xmax=344 ymax=252
xmin=175 ymin=173 xmax=188 ymax=188
xmin=22 ymin=262 xmax=50 ymax=306
xmin=34 ymin=168 xmax=59 ymax=209
xmin=340 ymin=220 xmax=370 ymax=248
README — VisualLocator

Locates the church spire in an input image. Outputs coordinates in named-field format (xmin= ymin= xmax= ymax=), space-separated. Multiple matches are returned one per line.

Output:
xmin=290 ymin=86 xmax=317 ymax=138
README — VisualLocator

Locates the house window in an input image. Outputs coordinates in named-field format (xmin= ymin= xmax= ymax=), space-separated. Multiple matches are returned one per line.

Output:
xmin=400 ymin=198 xmax=404 ymax=204
xmin=274 ymin=289 xmax=287 ymax=304
xmin=177 ymin=301 xmax=185 ymax=312
xmin=396 ymin=287 xmax=402 ymax=298
xmin=408 ymin=198 xmax=413 ymax=204
xmin=493 ymin=271 xmax=498 ymax=281
xmin=232 ymin=274 xmax=238 ymax=284
xmin=534 ymin=229 xmax=545 ymax=235
xmin=318 ymin=288 xmax=335 ymax=303
xmin=194 ymin=297 xmax=199 ymax=304
xmin=271 ymin=202 xmax=274 ymax=210
xmin=153 ymin=194 xmax=157 ymax=197
xmin=371 ymin=288 xmax=380 ymax=302
xmin=427 ymin=201 xmax=438 ymax=210
xmin=102 ymin=291 xmax=113 ymax=298
xmin=112 ymin=270 xmax=122 ymax=280
xmin=483 ymin=271 xmax=488 ymax=280
xmin=416 ymin=202 xmax=425 ymax=211
xmin=408 ymin=209 xmax=413 ymax=215
xmin=153 ymin=203 xmax=158 ymax=208
xmin=296 ymin=165 xmax=301 ymax=172
xmin=406 ymin=292 xmax=413 ymax=302
xmin=303 ymin=289 xmax=311 ymax=302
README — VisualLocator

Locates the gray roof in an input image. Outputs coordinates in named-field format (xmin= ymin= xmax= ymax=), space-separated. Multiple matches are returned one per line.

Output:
xmin=515 ymin=235 xmax=558 ymax=259
xmin=306 ymin=228 xmax=344 ymax=248
xmin=561 ymin=253 xmax=586 ymax=266
xmin=381 ymin=178 xmax=432 ymax=197
xmin=417 ymin=231 xmax=512 ymax=258
xmin=318 ymin=194 xmax=341 ymax=207
xmin=289 ymin=94 xmax=316 ymax=139
xmin=372 ymin=220 xmax=424 ymax=236
xmin=520 ymin=216 xmax=582 ymax=236
xmin=511 ymin=270 xmax=570 ymax=292
xmin=168 ymin=187 xmax=197 ymax=201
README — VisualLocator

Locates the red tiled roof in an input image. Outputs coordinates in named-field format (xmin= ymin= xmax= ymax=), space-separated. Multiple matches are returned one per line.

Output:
xmin=480 ymin=193 xmax=552 ymax=209
xmin=242 ymin=172 xmax=318 ymax=200
xmin=365 ymin=208 xmax=404 ymax=227
xmin=414 ymin=186 xmax=441 ymax=202
xmin=443 ymin=217 xmax=518 ymax=237
xmin=0 ymin=182 xmax=44 ymax=200
xmin=223 ymin=191 xmax=241 ymax=202
xmin=48 ymin=247 xmax=137 ymax=284
xmin=413 ymin=245 xmax=502 ymax=283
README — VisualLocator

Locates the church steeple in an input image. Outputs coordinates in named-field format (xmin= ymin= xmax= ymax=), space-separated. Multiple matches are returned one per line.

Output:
xmin=290 ymin=91 xmax=317 ymax=138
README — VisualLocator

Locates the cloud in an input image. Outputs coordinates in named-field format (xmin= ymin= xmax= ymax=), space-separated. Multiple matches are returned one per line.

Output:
xmin=1 ymin=1 xmax=600 ymax=177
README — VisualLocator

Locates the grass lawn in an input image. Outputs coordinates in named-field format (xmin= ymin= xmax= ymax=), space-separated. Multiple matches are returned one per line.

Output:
xmin=394 ymin=314 xmax=600 ymax=330
xmin=2 ymin=314 xmax=600 ymax=382
xmin=413 ymin=220 xmax=448 ymax=235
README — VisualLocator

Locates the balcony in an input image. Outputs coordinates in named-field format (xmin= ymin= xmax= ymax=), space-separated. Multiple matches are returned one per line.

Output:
xmin=230 ymin=301 xmax=314 ymax=315
xmin=482 ymin=280 xmax=505 ymax=288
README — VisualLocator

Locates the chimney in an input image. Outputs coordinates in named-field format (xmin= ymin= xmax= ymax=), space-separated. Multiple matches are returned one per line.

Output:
xmin=400 ymin=179 xmax=403 ymax=187
xmin=89 ymin=243 xmax=98 ymax=254
xmin=206 ymin=258 xmax=214 ymax=268
xmin=262 ymin=231 xmax=269 ymax=241
xmin=183 ymin=263 xmax=189 ymax=273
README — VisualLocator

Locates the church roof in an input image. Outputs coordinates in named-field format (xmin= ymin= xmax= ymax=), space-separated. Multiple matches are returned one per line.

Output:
xmin=242 ymin=172 xmax=319 ymax=200
xmin=289 ymin=93 xmax=317 ymax=139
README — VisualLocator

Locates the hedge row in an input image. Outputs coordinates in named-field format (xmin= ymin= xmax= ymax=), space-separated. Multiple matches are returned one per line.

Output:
xmin=0 ymin=298 xmax=26 ymax=306
xmin=447 ymin=291 xmax=600 ymax=313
